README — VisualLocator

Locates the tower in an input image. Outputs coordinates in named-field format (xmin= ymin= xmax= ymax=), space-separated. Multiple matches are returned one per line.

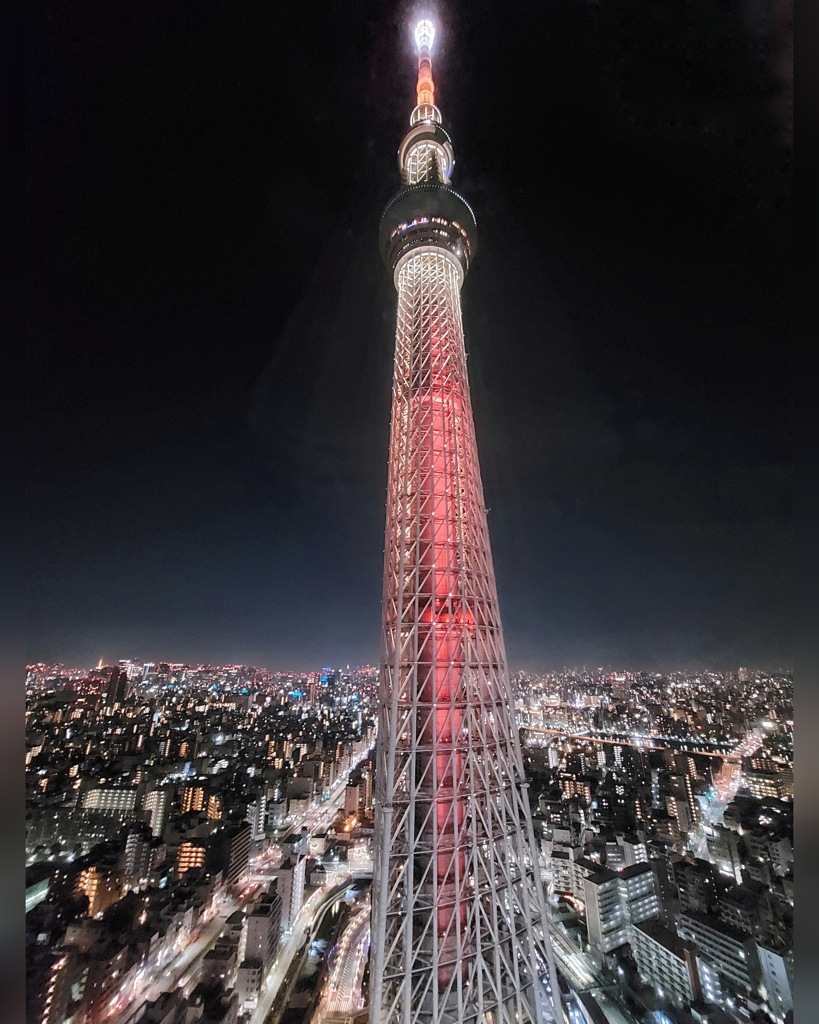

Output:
xmin=371 ymin=19 xmax=561 ymax=1024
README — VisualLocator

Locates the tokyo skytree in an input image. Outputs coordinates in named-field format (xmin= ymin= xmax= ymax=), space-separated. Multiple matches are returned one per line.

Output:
xmin=370 ymin=18 xmax=562 ymax=1024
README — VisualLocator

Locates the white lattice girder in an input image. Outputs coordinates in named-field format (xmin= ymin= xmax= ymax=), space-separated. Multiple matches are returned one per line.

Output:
xmin=370 ymin=248 xmax=562 ymax=1024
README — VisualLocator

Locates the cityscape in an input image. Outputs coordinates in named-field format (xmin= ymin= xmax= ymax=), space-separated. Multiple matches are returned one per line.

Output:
xmin=26 ymin=660 xmax=793 ymax=1024
xmin=26 ymin=5 xmax=792 ymax=1024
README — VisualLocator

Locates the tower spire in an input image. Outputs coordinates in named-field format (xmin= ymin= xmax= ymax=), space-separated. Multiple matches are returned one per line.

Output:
xmin=414 ymin=18 xmax=436 ymax=109
xmin=409 ymin=17 xmax=443 ymax=129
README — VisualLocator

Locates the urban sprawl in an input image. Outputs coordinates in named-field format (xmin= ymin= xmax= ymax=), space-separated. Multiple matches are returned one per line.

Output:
xmin=25 ymin=662 xmax=793 ymax=1024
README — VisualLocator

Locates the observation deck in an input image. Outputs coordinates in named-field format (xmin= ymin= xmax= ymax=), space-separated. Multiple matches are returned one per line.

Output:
xmin=379 ymin=182 xmax=477 ymax=278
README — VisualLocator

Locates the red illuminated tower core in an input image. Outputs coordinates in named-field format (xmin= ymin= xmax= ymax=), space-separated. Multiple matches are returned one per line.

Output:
xmin=370 ymin=19 xmax=561 ymax=1024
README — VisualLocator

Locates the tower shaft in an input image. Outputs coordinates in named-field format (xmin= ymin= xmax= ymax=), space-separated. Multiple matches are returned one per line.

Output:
xmin=371 ymin=21 xmax=561 ymax=1024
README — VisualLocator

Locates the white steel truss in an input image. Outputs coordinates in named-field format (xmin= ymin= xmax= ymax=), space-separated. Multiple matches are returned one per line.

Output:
xmin=370 ymin=242 xmax=562 ymax=1024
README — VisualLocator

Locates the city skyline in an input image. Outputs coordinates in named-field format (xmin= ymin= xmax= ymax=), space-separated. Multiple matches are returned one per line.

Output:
xmin=27 ymin=1 xmax=791 ymax=673
xmin=27 ymin=659 xmax=792 ymax=686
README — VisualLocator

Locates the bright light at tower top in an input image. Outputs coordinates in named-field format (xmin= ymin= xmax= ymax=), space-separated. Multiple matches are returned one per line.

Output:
xmin=415 ymin=18 xmax=435 ymax=52
xmin=413 ymin=17 xmax=437 ymax=113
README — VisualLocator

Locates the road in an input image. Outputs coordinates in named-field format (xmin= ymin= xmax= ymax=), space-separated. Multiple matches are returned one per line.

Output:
xmin=546 ymin=926 xmax=643 ymax=1024
xmin=107 ymin=754 xmax=371 ymax=1024
xmin=547 ymin=924 xmax=597 ymax=991
xmin=276 ymin=881 xmax=641 ymax=1024
xmin=711 ymin=733 xmax=762 ymax=803
xmin=250 ymin=878 xmax=363 ymax=1024
xmin=589 ymin=988 xmax=638 ymax=1024
xmin=107 ymin=894 xmax=239 ymax=1024
xmin=521 ymin=724 xmax=744 ymax=759
xmin=318 ymin=903 xmax=370 ymax=1019
xmin=252 ymin=752 xmax=371 ymax=873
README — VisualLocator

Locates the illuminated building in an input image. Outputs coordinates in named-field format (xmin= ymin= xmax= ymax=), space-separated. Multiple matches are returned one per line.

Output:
xmin=245 ymin=791 xmax=267 ymax=841
xmin=278 ymin=855 xmax=306 ymax=933
xmin=245 ymin=888 xmax=282 ymax=968
xmin=583 ymin=863 xmax=661 ymax=956
xmin=177 ymin=841 xmax=207 ymax=875
xmin=345 ymin=782 xmax=360 ymax=815
xmin=583 ymin=869 xmax=624 ymax=954
xmin=74 ymin=866 xmax=120 ymax=917
xmin=237 ymin=890 xmax=283 ymax=1011
xmin=706 ymin=824 xmax=744 ymax=883
xmin=370 ymin=19 xmax=560 ymax=1024
xmin=619 ymin=834 xmax=648 ymax=867
xmin=26 ymin=949 xmax=72 ymax=1024
xmin=81 ymin=785 xmax=137 ymax=818
xmin=671 ymin=857 xmax=717 ymax=916
xmin=756 ymin=943 xmax=793 ymax=1021
xmin=668 ymin=771 xmax=701 ymax=829
xmin=630 ymin=920 xmax=703 ymax=1008
xmin=677 ymin=911 xmax=760 ymax=998
xmin=206 ymin=822 xmax=254 ymax=887
xmin=122 ymin=825 xmax=154 ymax=885
xmin=182 ymin=783 xmax=206 ymax=813
xmin=744 ymin=768 xmax=785 ymax=800
xmin=144 ymin=784 xmax=173 ymax=838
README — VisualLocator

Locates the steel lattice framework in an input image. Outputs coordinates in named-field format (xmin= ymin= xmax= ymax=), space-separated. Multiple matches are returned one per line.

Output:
xmin=370 ymin=20 xmax=562 ymax=1024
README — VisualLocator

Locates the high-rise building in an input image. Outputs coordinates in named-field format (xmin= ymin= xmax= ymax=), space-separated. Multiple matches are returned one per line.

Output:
xmin=668 ymin=772 xmax=701 ymax=829
xmin=245 ymin=791 xmax=267 ymax=842
xmin=344 ymin=783 xmax=360 ymax=815
xmin=104 ymin=667 xmax=128 ymax=707
xmin=121 ymin=824 xmax=154 ymax=886
xmin=756 ymin=942 xmax=793 ymax=1021
xmin=245 ymin=888 xmax=282 ymax=968
xmin=278 ymin=855 xmax=306 ymax=933
xmin=744 ymin=768 xmax=785 ymax=800
xmin=671 ymin=856 xmax=717 ymax=915
xmin=583 ymin=868 xmax=625 ymax=953
xmin=182 ymin=783 xmax=206 ymax=814
xmin=619 ymin=863 xmax=662 ymax=928
xmin=82 ymin=785 xmax=138 ymax=819
xmin=371 ymin=19 xmax=559 ymax=1024
xmin=74 ymin=866 xmax=120 ymax=917
xmin=583 ymin=862 xmax=661 ymax=956
xmin=361 ymin=764 xmax=373 ymax=813
xmin=677 ymin=911 xmax=760 ymax=998
xmin=630 ymin=920 xmax=703 ymax=1008
xmin=177 ymin=841 xmax=207 ymax=875
xmin=226 ymin=823 xmax=252 ymax=887
xmin=26 ymin=948 xmax=73 ymax=1024
xmin=237 ymin=889 xmax=283 ymax=1009
xmin=706 ymin=824 xmax=744 ymax=883
xmin=144 ymin=785 xmax=173 ymax=838
xmin=618 ymin=834 xmax=648 ymax=867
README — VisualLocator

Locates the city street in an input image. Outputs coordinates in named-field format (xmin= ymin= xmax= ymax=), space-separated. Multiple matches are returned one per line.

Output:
xmin=250 ymin=878 xmax=361 ymax=1024
xmin=107 ymin=756 xmax=370 ymax=1024
xmin=109 ymin=897 xmax=238 ymax=1024
xmin=317 ymin=903 xmax=370 ymax=1019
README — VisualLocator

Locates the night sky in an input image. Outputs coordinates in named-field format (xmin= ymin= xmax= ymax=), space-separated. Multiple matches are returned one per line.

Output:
xmin=26 ymin=1 xmax=792 ymax=672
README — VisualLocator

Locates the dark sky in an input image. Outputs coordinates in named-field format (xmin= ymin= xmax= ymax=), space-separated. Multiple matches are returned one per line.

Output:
xmin=26 ymin=0 xmax=792 ymax=673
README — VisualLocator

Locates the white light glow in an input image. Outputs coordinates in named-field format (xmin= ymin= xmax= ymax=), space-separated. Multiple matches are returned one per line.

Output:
xmin=415 ymin=19 xmax=435 ymax=52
